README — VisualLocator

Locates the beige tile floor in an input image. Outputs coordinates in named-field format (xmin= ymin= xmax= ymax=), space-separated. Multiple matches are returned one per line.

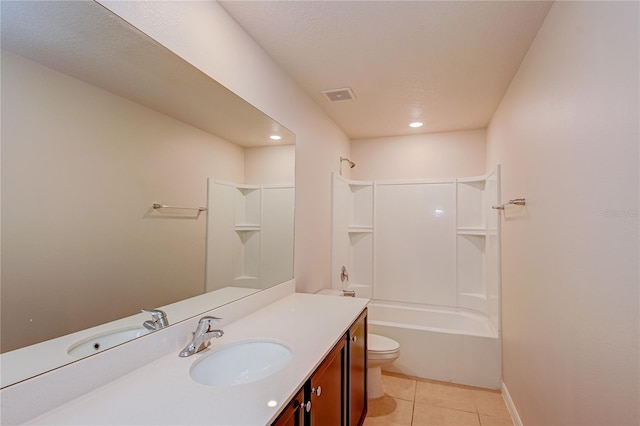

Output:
xmin=364 ymin=373 xmax=513 ymax=426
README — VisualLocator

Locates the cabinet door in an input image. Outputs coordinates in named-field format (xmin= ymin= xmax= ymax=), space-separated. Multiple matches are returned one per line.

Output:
xmin=309 ymin=337 xmax=346 ymax=426
xmin=272 ymin=388 xmax=305 ymax=426
xmin=348 ymin=309 xmax=367 ymax=426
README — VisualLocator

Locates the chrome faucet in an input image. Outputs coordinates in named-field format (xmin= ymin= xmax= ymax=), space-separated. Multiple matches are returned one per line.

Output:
xmin=142 ymin=309 xmax=169 ymax=331
xmin=340 ymin=266 xmax=349 ymax=283
xmin=340 ymin=266 xmax=355 ymax=296
xmin=179 ymin=316 xmax=224 ymax=357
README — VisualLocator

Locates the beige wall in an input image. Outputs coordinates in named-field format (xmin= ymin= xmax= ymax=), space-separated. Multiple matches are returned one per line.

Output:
xmin=1 ymin=51 xmax=245 ymax=351
xmin=100 ymin=1 xmax=351 ymax=294
xmin=486 ymin=2 xmax=639 ymax=424
xmin=78 ymin=3 xmax=640 ymax=423
xmin=350 ymin=129 xmax=486 ymax=180
xmin=244 ymin=145 xmax=295 ymax=185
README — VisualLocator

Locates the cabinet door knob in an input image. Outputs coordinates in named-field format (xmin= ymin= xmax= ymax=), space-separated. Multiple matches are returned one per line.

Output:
xmin=351 ymin=336 xmax=357 ymax=342
xmin=312 ymin=386 xmax=322 ymax=397
xmin=300 ymin=401 xmax=311 ymax=412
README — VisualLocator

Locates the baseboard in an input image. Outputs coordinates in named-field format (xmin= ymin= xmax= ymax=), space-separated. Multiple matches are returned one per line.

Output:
xmin=501 ymin=381 xmax=523 ymax=426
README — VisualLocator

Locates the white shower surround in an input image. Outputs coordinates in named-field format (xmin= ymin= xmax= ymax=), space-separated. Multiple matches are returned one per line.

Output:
xmin=331 ymin=169 xmax=501 ymax=387
xmin=374 ymin=180 xmax=457 ymax=307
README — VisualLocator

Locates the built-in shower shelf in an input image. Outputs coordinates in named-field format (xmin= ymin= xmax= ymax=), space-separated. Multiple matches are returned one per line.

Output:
xmin=348 ymin=180 xmax=373 ymax=190
xmin=348 ymin=225 xmax=373 ymax=233
xmin=235 ymin=224 xmax=261 ymax=232
xmin=234 ymin=184 xmax=260 ymax=195
xmin=456 ymin=227 xmax=486 ymax=236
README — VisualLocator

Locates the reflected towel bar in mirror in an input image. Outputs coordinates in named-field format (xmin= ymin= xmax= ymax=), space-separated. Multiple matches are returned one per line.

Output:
xmin=153 ymin=203 xmax=207 ymax=212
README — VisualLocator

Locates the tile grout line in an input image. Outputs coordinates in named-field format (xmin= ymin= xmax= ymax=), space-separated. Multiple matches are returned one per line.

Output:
xmin=410 ymin=400 xmax=414 ymax=426
xmin=377 ymin=372 xmax=513 ymax=426
xmin=411 ymin=380 xmax=416 ymax=426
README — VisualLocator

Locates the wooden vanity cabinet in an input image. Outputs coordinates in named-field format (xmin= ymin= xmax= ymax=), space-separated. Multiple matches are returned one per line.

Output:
xmin=272 ymin=308 xmax=367 ymax=426
xmin=272 ymin=388 xmax=305 ymax=426
xmin=347 ymin=309 xmax=367 ymax=426
xmin=308 ymin=337 xmax=346 ymax=425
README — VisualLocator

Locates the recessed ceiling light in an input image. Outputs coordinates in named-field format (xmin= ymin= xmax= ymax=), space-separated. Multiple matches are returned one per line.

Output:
xmin=270 ymin=135 xmax=282 ymax=140
xmin=409 ymin=122 xmax=424 ymax=128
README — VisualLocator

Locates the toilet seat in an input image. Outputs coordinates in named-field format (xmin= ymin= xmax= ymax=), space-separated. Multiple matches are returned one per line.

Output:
xmin=368 ymin=334 xmax=400 ymax=354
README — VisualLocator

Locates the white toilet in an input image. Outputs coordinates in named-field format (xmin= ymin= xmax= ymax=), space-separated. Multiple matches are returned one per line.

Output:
xmin=315 ymin=289 xmax=401 ymax=399
xmin=367 ymin=333 xmax=400 ymax=399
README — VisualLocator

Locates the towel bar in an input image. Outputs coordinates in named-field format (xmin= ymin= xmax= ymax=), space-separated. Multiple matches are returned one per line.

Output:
xmin=492 ymin=198 xmax=526 ymax=210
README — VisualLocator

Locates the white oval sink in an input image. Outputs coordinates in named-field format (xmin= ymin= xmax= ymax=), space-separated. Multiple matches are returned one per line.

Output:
xmin=67 ymin=327 xmax=150 ymax=358
xmin=190 ymin=340 xmax=292 ymax=387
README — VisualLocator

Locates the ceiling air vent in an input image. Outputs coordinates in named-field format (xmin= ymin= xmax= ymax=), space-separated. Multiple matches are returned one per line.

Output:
xmin=321 ymin=87 xmax=356 ymax=102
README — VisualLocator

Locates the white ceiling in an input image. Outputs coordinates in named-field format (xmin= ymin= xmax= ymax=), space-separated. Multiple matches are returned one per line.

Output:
xmin=219 ymin=1 xmax=553 ymax=139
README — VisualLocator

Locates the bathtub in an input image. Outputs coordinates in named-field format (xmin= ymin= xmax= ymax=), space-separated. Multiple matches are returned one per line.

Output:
xmin=368 ymin=301 xmax=501 ymax=389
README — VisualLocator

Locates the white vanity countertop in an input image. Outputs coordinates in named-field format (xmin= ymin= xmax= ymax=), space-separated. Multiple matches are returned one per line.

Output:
xmin=1 ymin=286 xmax=259 ymax=388
xmin=25 ymin=293 xmax=368 ymax=426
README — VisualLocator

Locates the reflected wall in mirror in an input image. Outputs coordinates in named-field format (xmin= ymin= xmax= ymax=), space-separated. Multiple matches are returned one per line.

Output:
xmin=0 ymin=0 xmax=295 ymax=387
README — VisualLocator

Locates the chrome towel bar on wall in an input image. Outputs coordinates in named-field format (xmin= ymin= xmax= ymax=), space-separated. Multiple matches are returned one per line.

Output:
xmin=492 ymin=198 xmax=526 ymax=210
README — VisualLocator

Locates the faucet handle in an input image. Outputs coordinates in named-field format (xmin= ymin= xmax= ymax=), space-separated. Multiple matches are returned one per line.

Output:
xmin=198 ymin=316 xmax=222 ymax=330
xmin=142 ymin=309 xmax=169 ymax=329
xmin=142 ymin=309 xmax=167 ymax=320
xmin=179 ymin=316 xmax=224 ymax=357
xmin=340 ymin=266 xmax=349 ymax=283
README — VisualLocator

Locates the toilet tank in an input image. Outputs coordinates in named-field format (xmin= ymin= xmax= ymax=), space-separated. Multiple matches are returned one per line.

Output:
xmin=315 ymin=289 xmax=344 ymax=296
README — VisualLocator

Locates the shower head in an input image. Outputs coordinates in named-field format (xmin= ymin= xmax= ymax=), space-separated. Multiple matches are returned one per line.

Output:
xmin=340 ymin=156 xmax=356 ymax=168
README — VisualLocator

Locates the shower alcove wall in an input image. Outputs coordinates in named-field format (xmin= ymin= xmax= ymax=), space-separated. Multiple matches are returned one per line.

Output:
xmin=206 ymin=179 xmax=294 ymax=293
xmin=331 ymin=168 xmax=502 ymax=388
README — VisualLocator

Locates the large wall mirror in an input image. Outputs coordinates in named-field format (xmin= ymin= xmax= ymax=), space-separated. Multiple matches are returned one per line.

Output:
xmin=0 ymin=0 xmax=295 ymax=387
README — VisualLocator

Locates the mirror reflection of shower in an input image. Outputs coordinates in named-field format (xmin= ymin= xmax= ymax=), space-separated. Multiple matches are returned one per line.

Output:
xmin=340 ymin=156 xmax=356 ymax=176
xmin=206 ymin=179 xmax=295 ymax=293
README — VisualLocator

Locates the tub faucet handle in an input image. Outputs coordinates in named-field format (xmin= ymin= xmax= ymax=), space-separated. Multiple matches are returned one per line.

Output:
xmin=340 ymin=266 xmax=349 ymax=283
